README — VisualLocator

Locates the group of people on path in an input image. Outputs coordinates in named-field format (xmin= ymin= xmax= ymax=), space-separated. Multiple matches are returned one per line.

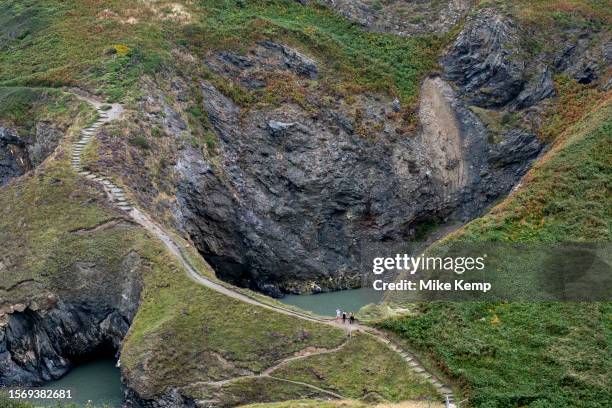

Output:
xmin=336 ymin=308 xmax=355 ymax=324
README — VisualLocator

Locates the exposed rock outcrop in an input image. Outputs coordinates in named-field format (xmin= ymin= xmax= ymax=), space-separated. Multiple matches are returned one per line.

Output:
xmin=205 ymin=40 xmax=319 ymax=89
xmin=0 ymin=122 xmax=62 ymax=186
xmin=295 ymin=0 xmax=473 ymax=36
xmin=0 ymin=252 xmax=143 ymax=386
xmin=442 ymin=8 xmax=555 ymax=110
xmin=0 ymin=126 xmax=30 ymax=185
xmin=174 ymin=41 xmax=542 ymax=297
xmin=124 ymin=388 xmax=197 ymax=408
xmin=443 ymin=7 xmax=610 ymax=110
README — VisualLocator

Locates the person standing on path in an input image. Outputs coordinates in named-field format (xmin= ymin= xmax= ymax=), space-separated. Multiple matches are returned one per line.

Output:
xmin=336 ymin=308 xmax=341 ymax=321
xmin=342 ymin=311 xmax=347 ymax=324
xmin=349 ymin=312 xmax=355 ymax=324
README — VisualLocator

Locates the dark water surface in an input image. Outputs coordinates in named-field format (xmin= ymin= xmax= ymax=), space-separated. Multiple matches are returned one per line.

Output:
xmin=279 ymin=286 xmax=383 ymax=316
xmin=30 ymin=358 xmax=122 ymax=407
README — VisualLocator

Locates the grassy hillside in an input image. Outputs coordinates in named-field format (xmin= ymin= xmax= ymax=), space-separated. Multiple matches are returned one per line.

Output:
xmin=0 ymin=0 xmax=443 ymax=109
xmin=376 ymin=4 xmax=611 ymax=403
xmin=380 ymin=97 xmax=612 ymax=407
xmin=0 ymin=89 xmax=435 ymax=403
xmin=270 ymin=333 xmax=437 ymax=402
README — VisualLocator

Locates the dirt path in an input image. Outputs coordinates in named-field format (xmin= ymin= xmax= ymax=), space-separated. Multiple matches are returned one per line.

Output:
xmin=70 ymin=95 xmax=455 ymax=406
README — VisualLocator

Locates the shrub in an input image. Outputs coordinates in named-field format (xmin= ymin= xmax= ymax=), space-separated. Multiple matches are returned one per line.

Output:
xmin=128 ymin=135 xmax=150 ymax=149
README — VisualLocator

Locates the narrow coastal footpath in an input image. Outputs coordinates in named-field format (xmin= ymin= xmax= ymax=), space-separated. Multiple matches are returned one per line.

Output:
xmin=71 ymin=94 xmax=456 ymax=406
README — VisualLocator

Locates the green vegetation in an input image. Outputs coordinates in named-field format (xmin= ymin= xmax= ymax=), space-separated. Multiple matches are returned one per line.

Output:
xmin=381 ymin=302 xmax=611 ymax=408
xmin=242 ymin=400 xmax=445 ymax=408
xmin=0 ymin=87 xmax=77 ymax=135
xmin=179 ymin=0 xmax=443 ymax=105
xmin=3 ymin=1 xmax=609 ymax=407
xmin=0 ymin=104 xmax=113 ymax=300
xmin=0 ymin=0 xmax=169 ymax=101
xmin=122 ymin=251 xmax=346 ymax=398
xmin=185 ymin=376 xmax=332 ymax=406
xmin=271 ymin=333 xmax=438 ymax=402
xmin=128 ymin=134 xmax=150 ymax=150
xmin=380 ymin=99 xmax=612 ymax=407
xmin=0 ymin=397 xmax=33 ymax=408
xmin=1 ymin=1 xmax=444 ymax=108
xmin=0 ymin=395 xmax=114 ymax=408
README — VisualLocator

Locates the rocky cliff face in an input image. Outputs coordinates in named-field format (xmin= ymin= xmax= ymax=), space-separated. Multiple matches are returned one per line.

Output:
xmin=0 ymin=122 xmax=62 ymax=186
xmin=0 ymin=251 xmax=143 ymax=386
xmin=443 ymin=7 xmax=610 ymax=104
xmin=79 ymin=2 xmax=609 ymax=299
xmin=296 ymin=0 xmax=473 ymax=36
xmin=173 ymin=36 xmax=543 ymax=296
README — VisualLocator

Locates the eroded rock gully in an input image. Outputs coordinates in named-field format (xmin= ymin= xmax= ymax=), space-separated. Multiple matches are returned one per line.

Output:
xmin=174 ymin=41 xmax=542 ymax=297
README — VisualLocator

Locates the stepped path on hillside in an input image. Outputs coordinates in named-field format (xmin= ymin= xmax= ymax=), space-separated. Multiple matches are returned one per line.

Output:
xmin=70 ymin=93 xmax=456 ymax=406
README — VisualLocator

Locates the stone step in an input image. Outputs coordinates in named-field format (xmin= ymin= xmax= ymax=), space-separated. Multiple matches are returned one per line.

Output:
xmin=413 ymin=367 xmax=425 ymax=373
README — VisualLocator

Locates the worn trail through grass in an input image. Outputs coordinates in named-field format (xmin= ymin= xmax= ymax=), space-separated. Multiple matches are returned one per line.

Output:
xmin=69 ymin=93 xmax=455 ymax=405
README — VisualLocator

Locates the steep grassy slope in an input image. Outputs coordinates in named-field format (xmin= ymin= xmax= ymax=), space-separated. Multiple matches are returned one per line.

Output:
xmin=0 ymin=0 xmax=442 ymax=109
xmin=271 ymin=333 xmax=437 ymax=402
xmin=380 ymin=97 xmax=612 ymax=407
xmin=375 ymin=4 xmax=611 ymax=404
